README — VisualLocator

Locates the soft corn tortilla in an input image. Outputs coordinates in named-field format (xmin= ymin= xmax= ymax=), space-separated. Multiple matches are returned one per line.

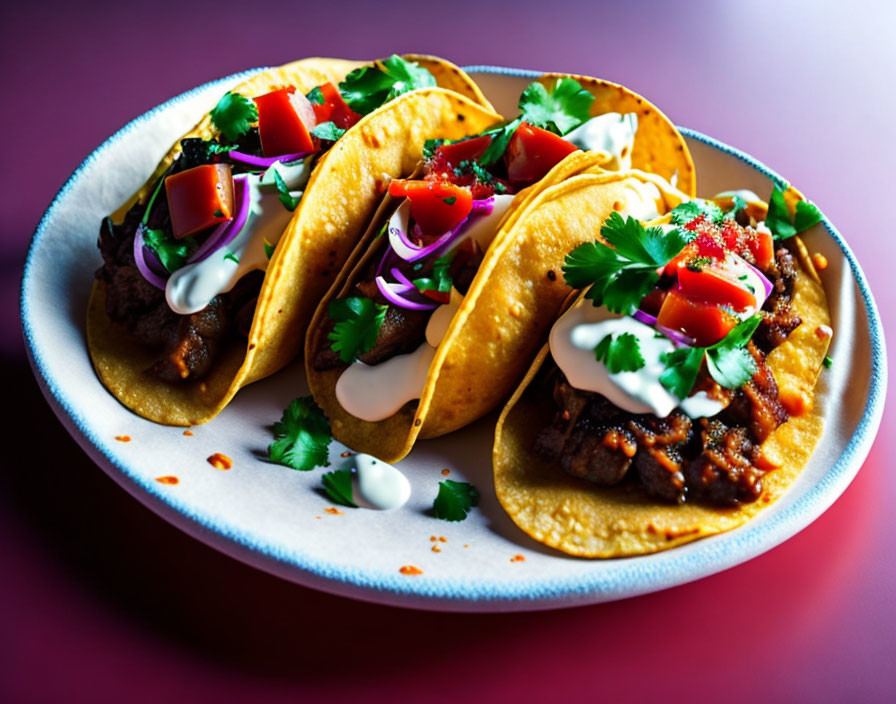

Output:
xmin=536 ymin=73 xmax=696 ymax=197
xmin=306 ymin=168 xmax=689 ymax=463
xmin=87 ymin=56 xmax=501 ymax=426
xmin=493 ymin=192 xmax=831 ymax=558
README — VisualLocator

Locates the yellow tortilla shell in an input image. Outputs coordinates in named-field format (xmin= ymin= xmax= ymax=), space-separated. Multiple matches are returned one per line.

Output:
xmin=306 ymin=168 xmax=689 ymax=462
xmin=536 ymin=73 xmax=696 ymax=197
xmin=493 ymin=196 xmax=831 ymax=557
xmin=88 ymin=57 xmax=502 ymax=426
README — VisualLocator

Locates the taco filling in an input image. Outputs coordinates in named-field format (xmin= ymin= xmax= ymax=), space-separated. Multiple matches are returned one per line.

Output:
xmin=533 ymin=193 xmax=825 ymax=505
xmin=95 ymin=56 xmax=439 ymax=382
xmin=311 ymin=78 xmax=666 ymax=420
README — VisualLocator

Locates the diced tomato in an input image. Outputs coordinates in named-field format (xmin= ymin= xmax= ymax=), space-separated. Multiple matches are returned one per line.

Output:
xmin=420 ymin=288 xmax=451 ymax=304
xmin=388 ymin=179 xmax=473 ymax=235
xmin=747 ymin=228 xmax=774 ymax=270
xmin=504 ymin=122 xmax=578 ymax=183
xmin=165 ymin=164 xmax=234 ymax=239
xmin=254 ymin=87 xmax=315 ymax=156
xmin=312 ymin=82 xmax=361 ymax=130
xmin=656 ymin=290 xmax=737 ymax=347
xmin=429 ymin=135 xmax=493 ymax=173
xmin=677 ymin=263 xmax=757 ymax=311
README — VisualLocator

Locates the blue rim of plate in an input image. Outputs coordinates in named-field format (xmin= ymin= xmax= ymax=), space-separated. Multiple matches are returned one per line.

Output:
xmin=21 ymin=64 xmax=887 ymax=608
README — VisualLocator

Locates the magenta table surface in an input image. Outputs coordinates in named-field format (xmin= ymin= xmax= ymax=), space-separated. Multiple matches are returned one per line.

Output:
xmin=4 ymin=1 xmax=894 ymax=702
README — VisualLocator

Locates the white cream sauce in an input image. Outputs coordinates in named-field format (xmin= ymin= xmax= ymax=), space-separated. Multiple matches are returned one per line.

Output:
xmin=563 ymin=113 xmax=637 ymax=170
xmin=336 ymin=199 xmax=514 ymax=422
xmin=349 ymin=453 xmax=411 ymax=510
xmin=549 ymin=302 xmax=725 ymax=419
xmin=165 ymin=159 xmax=311 ymax=315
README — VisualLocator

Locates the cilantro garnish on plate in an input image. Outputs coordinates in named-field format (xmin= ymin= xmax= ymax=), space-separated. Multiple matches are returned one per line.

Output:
xmin=659 ymin=314 xmax=763 ymax=398
xmin=339 ymin=55 xmax=435 ymax=116
xmin=594 ymin=332 xmax=646 ymax=373
xmin=210 ymin=91 xmax=258 ymax=142
xmin=562 ymin=212 xmax=691 ymax=315
xmin=433 ymin=480 xmax=479 ymax=522
xmin=766 ymin=184 xmax=823 ymax=239
xmin=322 ymin=469 xmax=357 ymax=507
xmin=267 ymin=396 xmax=332 ymax=471
xmin=327 ymin=297 xmax=388 ymax=364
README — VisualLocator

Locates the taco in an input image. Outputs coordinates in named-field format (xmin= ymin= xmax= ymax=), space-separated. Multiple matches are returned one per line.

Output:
xmin=88 ymin=54 xmax=500 ymax=426
xmin=306 ymin=73 xmax=695 ymax=462
xmin=493 ymin=185 xmax=831 ymax=557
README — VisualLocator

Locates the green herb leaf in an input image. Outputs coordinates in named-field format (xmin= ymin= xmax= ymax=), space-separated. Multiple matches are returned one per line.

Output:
xmin=327 ymin=297 xmax=388 ymax=364
xmin=563 ymin=213 xmax=690 ymax=315
xmin=272 ymin=168 xmax=301 ymax=212
xmin=264 ymin=238 xmax=275 ymax=260
xmin=705 ymin=346 xmax=757 ymax=389
xmin=766 ymin=184 xmax=796 ymax=239
xmin=423 ymin=139 xmax=444 ymax=160
xmin=412 ymin=252 xmax=454 ymax=293
xmin=724 ymin=195 xmax=747 ymax=219
xmin=311 ymin=121 xmax=346 ymax=141
xmin=823 ymin=355 xmax=833 ymax=369
xmin=433 ymin=480 xmax=479 ymax=522
xmin=322 ymin=469 xmax=357 ymax=507
xmin=209 ymin=91 xmax=258 ymax=142
xmin=518 ymin=77 xmax=594 ymax=135
xmin=669 ymin=200 xmax=724 ymax=226
xmin=213 ymin=208 xmax=224 ymax=218
xmin=207 ymin=142 xmax=238 ymax=155
xmin=659 ymin=346 xmax=705 ymax=400
xmin=477 ymin=118 xmax=522 ymax=166
xmin=442 ymin=196 xmax=457 ymax=205
xmin=338 ymin=55 xmax=435 ymax=115
xmin=141 ymin=226 xmax=197 ymax=273
xmin=793 ymin=200 xmax=823 ymax=232
xmin=594 ymin=332 xmax=646 ymax=373
xmin=267 ymin=396 xmax=332 ymax=472
xmin=224 ymin=251 xmax=239 ymax=264
xmin=306 ymin=86 xmax=325 ymax=105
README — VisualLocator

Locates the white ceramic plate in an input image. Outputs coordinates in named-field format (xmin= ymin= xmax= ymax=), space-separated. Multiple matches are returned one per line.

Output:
xmin=22 ymin=66 xmax=886 ymax=612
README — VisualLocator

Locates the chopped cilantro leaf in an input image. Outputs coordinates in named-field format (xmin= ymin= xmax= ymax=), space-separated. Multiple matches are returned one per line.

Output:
xmin=209 ymin=91 xmax=258 ymax=142
xmin=322 ymin=469 xmax=357 ymax=507
xmin=594 ymin=332 xmax=645 ymax=373
xmin=267 ymin=396 xmax=332 ymax=472
xmin=141 ymin=226 xmax=197 ymax=273
xmin=207 ymin=142 xmax=238 ymax=155
xmin=477 ymin=118 xmax=522 ymax=166
xmin=412 ymin=252 xmax=454 ymax=293
xmin=669 ymin=200 xmax=724 ymax=226
xmin=306 ymin=86 xmax=325 ymax=105
xmin=264 ymin=239 xmax=275 ymax=260
xmin=272 ymin=168 xmax=301 ymax=212
xmin=423 ymin=139 xmax=444 ymax=160
xmin=224 ymin=251 xmax=239 ymax=264
xmin=454 ymin=158 xmax=499 ymax=185
xmin=766 ymin=185 xmax=822 ymax=239
xmin=659 ymin=345 xmax=705 ymax=400
xmin=563 ymin=212 xmax=690 ymax=315
xmin=443 ymin=196 xmax=457 ymax=205
xmin=311 ymin=121 xmax=346 ymax=141
xmin=823 ymin=355 xmax=833 ymax=369
xmin=518 ymin=77 xmax=594 ymax=135
xmin=338 ymin=55 xmax=435 ymax=115
xmin=725 ymin=195 xmax=747 ymax=219
xmin=793 ymin=200 xmax=823 ymax=232
xmin=213 ymin=208 xmax=224 ymax=218
xmin=327 ymin=297 xmax=388 ymax=364
xmin=433 ymin=480 xmax=479 ymax=522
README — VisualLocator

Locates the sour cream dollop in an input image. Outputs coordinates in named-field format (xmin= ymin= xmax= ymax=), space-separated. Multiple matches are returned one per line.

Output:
xmin=563 ymin=113 xmax=638 ymax=171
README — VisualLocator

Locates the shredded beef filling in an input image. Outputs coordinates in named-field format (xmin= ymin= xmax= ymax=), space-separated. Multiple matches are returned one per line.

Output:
xmin=94 ymin=131 xmax=265 ymax=382
xmin=535 ymin=246 xmax=798 ymax=506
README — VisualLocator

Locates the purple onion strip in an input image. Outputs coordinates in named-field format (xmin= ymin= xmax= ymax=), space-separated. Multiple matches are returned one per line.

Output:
xmin=227 ymin=150 xmax=309 ymax=168
xmin=375 ymin=276 xmax=437 ymax=311
xmin=133 ymin=226 xmax=168 ymax=290
xmin=187 ymin=175 xmax=252 ymax=264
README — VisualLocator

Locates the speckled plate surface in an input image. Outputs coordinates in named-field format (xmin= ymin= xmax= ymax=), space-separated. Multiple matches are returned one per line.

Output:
xmin=21 ymin=66 xmax=886 ymax=612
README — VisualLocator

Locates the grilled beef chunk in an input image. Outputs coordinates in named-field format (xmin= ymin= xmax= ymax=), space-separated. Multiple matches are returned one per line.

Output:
xmin=720 ymin=343 xmax=788 ymax=444
xmin=755 ymin=248 xmax=802 ymax=351
xmin=686 ymin=419 xmax=764 ymax=504
xmin=359 ymin=306 xmax=429 ymax=365
xmin=629 ymin=413 xmax=692 ymax=503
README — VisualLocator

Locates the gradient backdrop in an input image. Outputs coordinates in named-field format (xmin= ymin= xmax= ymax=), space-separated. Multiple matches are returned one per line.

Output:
xmin=3 ymin=1 xmax=894 ymax=702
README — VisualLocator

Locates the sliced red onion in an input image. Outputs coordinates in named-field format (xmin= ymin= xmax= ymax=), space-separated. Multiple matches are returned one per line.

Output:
xmin=227 ymin=150 xmax=309 ymax=168
xmin=745 ymin=261 xmax=774 ymax=303
xmin=375 ymin=276 xmax=437 ymax=311
xmin=133 ymin=226 xmax=168 ymax=290
xmin=187 ymin=175 xmax=252 ymax=264
xmin=631 ymin=307 xmax=695 ymax=347
xmin=388 ymin=197 xmax=496 ymax=263
xmin=632 ymin=309 xmax=657 ymax=326
xmin=390 ymin=267 xmax=416 ymax=289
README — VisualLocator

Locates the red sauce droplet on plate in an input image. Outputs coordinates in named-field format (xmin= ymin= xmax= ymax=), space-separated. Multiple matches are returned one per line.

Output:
xmin=156 ymin=476 xmax=179 ymax=485
xmin=207 ymin=453 xmax=232 ymax=470
xmin=399 ymin=565 xmax=423 ymax=576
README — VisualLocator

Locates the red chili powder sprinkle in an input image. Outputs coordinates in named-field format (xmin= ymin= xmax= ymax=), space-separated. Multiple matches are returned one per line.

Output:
xmin=325 ymin=507 xmax=344 ymax=516
xmin=399 ymin=565 xmax=423 ymax=576
xmin=156 ymin=476 xmax=179 ymax=485
xmin=510 ymin=554 xmax=526 ymax=563
xmin=114 ymin=435 xmax=131 ymax=443
xmin=207 ymin=453 xmax=232 ymax=470
xmin=183 ymin=430 xmax=194 ymax=437
xmin=441 ymin=468 xmax=451 ymax=476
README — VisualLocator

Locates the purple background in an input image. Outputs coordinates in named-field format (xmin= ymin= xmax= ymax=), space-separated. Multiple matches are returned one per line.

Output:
xmin=4 ymin=1 xmax=894 ymax=701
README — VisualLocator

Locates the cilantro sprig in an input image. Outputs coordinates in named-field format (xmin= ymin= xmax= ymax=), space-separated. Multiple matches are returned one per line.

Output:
xmin=210 ymin=91 xmax=258 ymax=142
xmin=659 ymin=315 xmax=763 ymax=398
xmin=327 ymin=297 xmax=388 ymax=364
xmin=518 ymin=77 xmax=594 ymax=135
xmin=562 ymin=212 xmax=691 ymax=315
xmin=322 ymin=469 xmax=357 ymax=507
xmin=339 ymin=55 xmax=435 ymax=116
xmin=433 ymin=480 xmax=479 ymax=522
xmin=766 ymin=184 xmax=823 ymax=239
xmin=594 ymin=332 xmax=646 ymax=373
xmin=267 ymin=396 xmax=332 ymax=472
xmin=272 ymin=168 xmax=301 ymax=212
xmin=412 ymin=252 xmax=453 ymax=293
xmin=141 ymin=227 xmax=197 ymax=273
